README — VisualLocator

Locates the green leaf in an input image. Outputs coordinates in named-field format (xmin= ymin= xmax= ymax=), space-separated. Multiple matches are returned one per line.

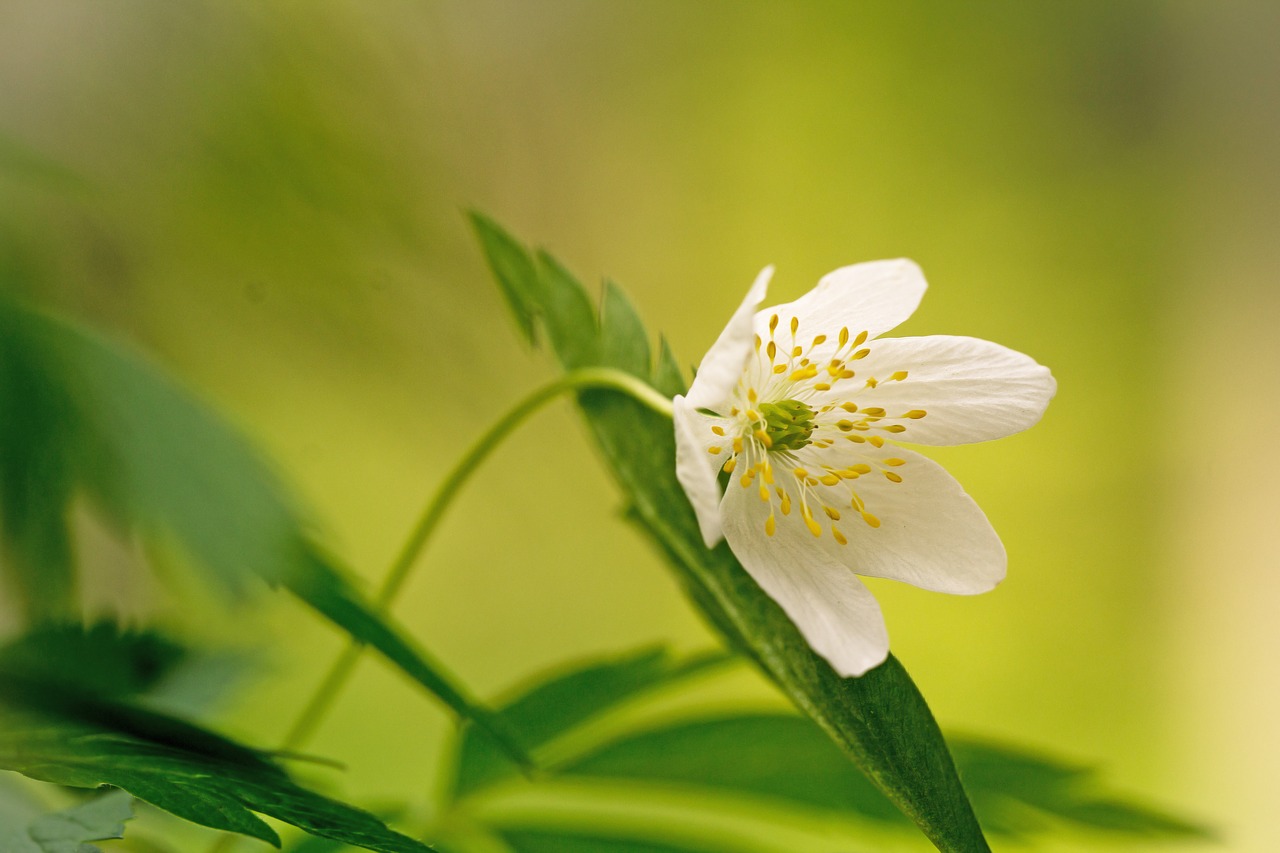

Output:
xmin=598 ymin=280 xmax=650 ymax=377
xmin=448 ymin=646 xmax=730 ymax=801
xmin=559 ymin=713 xmax=902 ymax=825
xmin=0 ymin=677 xmax=430 ymax=852
xmin=0 ymin=296 xmax=522 ymax=764
xmin=470 ymin=216 xmax=988 ymax=852
xmin=496 ymin=828 xmax=737 ymax=853
xmin=0 ymin=623 xmax=185 ymax=701
xmin=556 ymin=712 xmax=1211 ymax=841
xmin=949 ymin=740 xmax=1213 ymax=840
xmin=25 ymin=790 xmax=133 ymax=853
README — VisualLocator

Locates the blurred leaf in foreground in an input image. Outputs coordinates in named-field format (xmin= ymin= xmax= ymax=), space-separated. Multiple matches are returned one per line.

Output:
xmin=0 ymin=789 xmax=133 ymax=853
xmin=0 ymin=294 xmax=523 ymax=763
xmin=0 ymin=692 xmax=427 ymax=851
xmin=470 ymin=213 xmax=987 ymax=853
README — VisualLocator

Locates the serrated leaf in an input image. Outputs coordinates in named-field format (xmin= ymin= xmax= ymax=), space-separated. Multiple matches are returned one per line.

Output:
xmin=650 ymin=338 xmax=685 ymax=400
xmin=448 ymin=647 xmax=729 ymax=801
xmin=0 ymin=623 xmax=184 ymax=700
xmin=496 ymin=828 xmax=737 ymax=853
xmin=25 ymin=790 xmax=133 ymax=853
xmin=0 ymin=296 xmax=523 ymax=763
xmin=598 ymin=280 xmax=650 ymax=377
xmin=0 ymin=675 xmax=430 ymax=852
xmin=470 ymin=216 xmax=988 ymax=853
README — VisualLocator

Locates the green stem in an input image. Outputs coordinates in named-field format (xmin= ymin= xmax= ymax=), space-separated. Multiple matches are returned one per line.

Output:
xmin=282 ymin=367 xmax=672 ymax=752
xmin=206 ymin=369 xmax=671 ymax=853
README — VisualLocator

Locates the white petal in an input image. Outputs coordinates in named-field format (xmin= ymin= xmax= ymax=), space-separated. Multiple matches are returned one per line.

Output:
xmin=841 ymin=335 xmax=1057 ymax=446
xmin=673 ymin=395 xmax=728 ymax=547
xmin=720 ymin=480 xmax=890 ymax=677
xmin=787 ymin=442 xmax=1005 ymax=594
xmin=685 ymin=266 xmax=773 ymax=412
xmin=757 ymin=259 xmax=926 ymax=347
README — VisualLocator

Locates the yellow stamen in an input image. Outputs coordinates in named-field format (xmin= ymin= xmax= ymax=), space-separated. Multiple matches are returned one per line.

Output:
xmin=903 ymin=409 xmax=927 ymax=419
xmin=890 ymin=370 xmax=908 ymax=381
xmin=707 ymin=446 xmax=722 ymax=454
xmin=860 ymin=511 xmax=881 ymax=528
xmin=723 ymin=458 xmax=737 ymax=473
xmin=832 ymin=527 xmax=848 ymax=545
xmin=823 ymin=505 xmax=841 ymax=521
xmin=884 ymin=458 xmax=905 ymax=466
xmin=885 ymin=471 xmax=903 ymax=483
xmin=765 ymin=515 xmax=776 ymax=536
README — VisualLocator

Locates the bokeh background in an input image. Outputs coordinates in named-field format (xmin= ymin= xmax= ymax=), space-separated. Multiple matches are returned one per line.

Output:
xmin=2 ymin=1 xmax=1278 ymax=850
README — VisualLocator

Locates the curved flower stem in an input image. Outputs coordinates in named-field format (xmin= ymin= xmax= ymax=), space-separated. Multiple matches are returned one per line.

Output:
xmin=204 ymin=369 xmax=672 ymax=853
xmin=281 ymin=367 xmax=673 ymax=752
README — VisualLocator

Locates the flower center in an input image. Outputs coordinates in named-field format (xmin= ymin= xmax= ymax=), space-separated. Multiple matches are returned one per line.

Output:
xmin=759 ymin=399 xmax=815 ymax=452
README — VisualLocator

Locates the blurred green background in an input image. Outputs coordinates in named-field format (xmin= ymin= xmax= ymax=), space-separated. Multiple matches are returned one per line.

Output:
xmin=2 ymin=1 xmax=1277 ymax=850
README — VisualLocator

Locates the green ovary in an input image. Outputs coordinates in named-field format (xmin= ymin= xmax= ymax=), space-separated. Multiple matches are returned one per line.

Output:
xmin=760 ymin=399 xmax=816 ymax=451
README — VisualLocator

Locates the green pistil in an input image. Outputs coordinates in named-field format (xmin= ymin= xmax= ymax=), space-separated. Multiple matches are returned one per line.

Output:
xmin=760 ymin=399 xmax=816 ymax=451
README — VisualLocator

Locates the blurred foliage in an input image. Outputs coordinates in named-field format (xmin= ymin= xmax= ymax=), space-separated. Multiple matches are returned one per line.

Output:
xmin=1 ymin=1 xmax=1275 ymax=850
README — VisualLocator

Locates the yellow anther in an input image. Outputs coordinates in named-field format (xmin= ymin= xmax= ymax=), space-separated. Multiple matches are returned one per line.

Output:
xmin=754 ymin=429 xmax=773 ymax=448
xmin=890 ymin=370 xmax=908 ymax=381
xmin=723 ymin=458 xmax=737 ymax=473
xmin=840 ymin=402 xmax=859 ymax=413
xmin=767 ymin=340 xmax=777 ymax=360
xmin=792 ymin=467 xmax=808 ymax=478
xmin=753 ymin=333 xmax=761 ymax=350
xmin=839 ymin=369 xmax=855 ymax=379
xmin=820 ymin=473 xmax=840 ymax=486
xmin=711 ymin=425 xmax=726 ymax=436
xmin=747 ymin=387 xmax=758 ymax=402
xmin=805 ymin=516 xmax=823 ymax=537
xmin=847 ymin=434 xmax=866 ymax=443
xmin=759 ymin=483 xmax=770 ymax=501
xmin=814 ymin=382 xmax=831 ymax=391
xmin=806 ymin=476 xmax=819 ymax=486
xmin=836 ymin=419 xmax=854 ymax=432
xmin=861 ymin=407 xmax=886 ymax=418
xmin=826 ymin=364 xmax=844 ymax=378
xmin=769 ymin=314 xmax=779 ymax=333
xmin=731 ymin=406 xmax=740 ymax=415
xmin=865 ymin=377 xmax=879 ymax=388
xmin=860 ymin=511 xmax=881 ymax=528
xmin=869 ymin=435 xmax=885 ymax=448
xmin=762 ymin=463 xmax=775 ymax=484
xmin=903 ymin=409 xmax=927 ymax=419
xmin=789 ymin=366 xmax=818 ymax=382
xmin=707 ymin=446 xmax=722 ymax=454
xmin=850 ymin=492 xmax=865 ymax=510
xmin=812 ymin=334 xmax=827 ymax=346
xmin=765 ymin=515 xmax=777 ymax=537
xmin=838 ymin=327 xmax=850 ymax=346
xmin=852 ymin=348 xmax=871 ymax=360
xmin=852 ymin=464 xmax=872 ymax=474
xmin=746 ymin=409 xmax=760 ymax=421
xmin=841 ymin=468 xmax=861 ymax=479
xmin=883 ymin=425 xmax=907 ymax=433
xmin=823 ymin=505 xmax=841 ymax=521
xmin=791 ymin=346 xmax=803 ymax=358
xmin=790 ymin=316 xmax=799 ymax=336
xmin=853 ymin=330 xmax=868 ymax=346
xmin=884 ymin=458 xmax=906 ymax=466
xmin=885 ymin=471 xmax=903 ymax=483
xmin=740 ymin=472 xmax=755 ymax=488
xmin=772 ymin=364 xmax=787 ymax=374
xmin=779 ymin=494 xmax=792 ymax=516
xmin=832 ymin=527 xmax=848 ymax=545
xmin=732 ymin=437 xmax=744 ymax=453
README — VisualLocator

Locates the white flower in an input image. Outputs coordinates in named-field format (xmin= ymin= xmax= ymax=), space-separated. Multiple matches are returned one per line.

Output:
xmin=674 ymin=261 xmax=1056 ymax=677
